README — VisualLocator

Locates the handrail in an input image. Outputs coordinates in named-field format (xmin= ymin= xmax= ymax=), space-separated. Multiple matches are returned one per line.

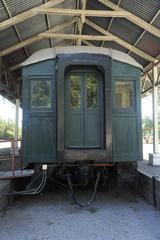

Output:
xmin=0 ymin=139 xmax=23 ymax=177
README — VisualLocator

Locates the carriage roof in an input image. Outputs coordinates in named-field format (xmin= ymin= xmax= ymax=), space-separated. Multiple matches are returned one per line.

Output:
xmin=22 ymin=46 xmax=143 ymax=70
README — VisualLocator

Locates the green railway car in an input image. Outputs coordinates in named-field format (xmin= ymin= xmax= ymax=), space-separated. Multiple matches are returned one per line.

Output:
xmin=22 ymin=46 xmax=143 ymax=191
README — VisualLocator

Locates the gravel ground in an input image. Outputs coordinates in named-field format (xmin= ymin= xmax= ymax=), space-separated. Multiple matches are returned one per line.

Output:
xmin=0 ymin=189 xmax=160 ymax=240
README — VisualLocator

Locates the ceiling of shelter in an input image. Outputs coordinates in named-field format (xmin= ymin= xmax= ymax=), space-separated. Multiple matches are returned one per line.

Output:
xmin=0 ymin=0 xmax=160 ymax=102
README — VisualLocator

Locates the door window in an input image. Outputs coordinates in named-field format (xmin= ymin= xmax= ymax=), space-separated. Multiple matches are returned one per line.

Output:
xmin=69 ymin=74 xmax=81 ymax=109
xmin=86 ymin=73 xmax=98 ymax=108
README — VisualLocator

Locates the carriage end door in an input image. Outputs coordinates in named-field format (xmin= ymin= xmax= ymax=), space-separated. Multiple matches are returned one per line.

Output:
xmin=65 ymin=68 xmax=103 ymax=149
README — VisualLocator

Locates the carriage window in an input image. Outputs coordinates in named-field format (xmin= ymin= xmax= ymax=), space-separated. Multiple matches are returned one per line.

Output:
xmin=70 ymin=74 xmax=81 ymax=109
xmin=87 ymin=73 xmax=98 ymax=108
xmin=31 ymin=79 xmax=51 ymax=108
xmin=115 ymin=81 xmax=134 ymax=108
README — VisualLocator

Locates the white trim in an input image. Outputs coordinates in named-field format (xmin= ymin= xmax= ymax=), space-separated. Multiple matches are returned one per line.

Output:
xmin=22 ymin=46 xmax=143 ymax=69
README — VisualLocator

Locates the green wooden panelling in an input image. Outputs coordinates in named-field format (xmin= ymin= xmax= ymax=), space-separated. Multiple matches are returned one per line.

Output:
xmin=112 ymin=60 xmax=142 ymax=77
xmin=24 ymin=114 xmax=56 ymax=163
xmin=22 ymin=55 xmax=142 ymax=164
xmin=113 ymin=116 xmax=139 ymax=161
xmin=22 ymin=60 xmax=57 ymax=163
xmin=112 ymin=60 xmax=142 ymax=162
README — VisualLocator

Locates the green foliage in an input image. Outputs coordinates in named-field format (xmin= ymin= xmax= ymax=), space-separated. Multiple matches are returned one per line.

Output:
xmin=142 ymin=117 xmax=153 ymax=143
xmin=0 ymin=118 xmax=22 ymax=140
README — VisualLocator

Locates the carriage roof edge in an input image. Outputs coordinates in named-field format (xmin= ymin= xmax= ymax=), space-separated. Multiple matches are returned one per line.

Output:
xmin=22 ymin=46 xmax=143 ymax=70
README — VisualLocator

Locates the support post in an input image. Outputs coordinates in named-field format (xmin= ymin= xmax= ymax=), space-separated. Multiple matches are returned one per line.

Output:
xmin=15 ymin=98 xmax=20 ymax=153
xmin=149 ymin=66 xmax=160 ymax=165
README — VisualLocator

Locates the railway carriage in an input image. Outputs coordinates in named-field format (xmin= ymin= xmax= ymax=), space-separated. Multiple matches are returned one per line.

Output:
xmin=22 ymin=46 xmax=143 ymax=191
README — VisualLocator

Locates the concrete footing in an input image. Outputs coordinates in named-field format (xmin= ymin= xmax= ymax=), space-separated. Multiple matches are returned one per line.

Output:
xmin=149 ymin=153 xmax=160 ymax=166
xmin=137 ymin=161 xmax=160 ymax=211
xmin=0 ymin=181 xmax=10 ymax=212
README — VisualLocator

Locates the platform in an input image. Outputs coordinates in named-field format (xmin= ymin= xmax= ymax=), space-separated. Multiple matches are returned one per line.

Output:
xmin=137 ymin=161 xmax=160 ymax=211
xmin=0 ymin=169 xmax=34 ymax=180
xmin=138 ymin=161 xmax=160 ymax=178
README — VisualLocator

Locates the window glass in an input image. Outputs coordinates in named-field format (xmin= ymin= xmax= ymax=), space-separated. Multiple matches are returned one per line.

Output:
xmin=31 ymin=79 xmax=51 ymax=108
xmin=115 ymin=81 xmax=134 ymax=108
xmin=69 ymin=74 xmax=81 ymax=109
xmin=86 ymin=73 xmax=98 ymax=108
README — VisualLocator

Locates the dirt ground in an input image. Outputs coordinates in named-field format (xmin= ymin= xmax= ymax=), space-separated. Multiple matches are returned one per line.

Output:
xmin=0 ymin=188 xmax=160 ymax=240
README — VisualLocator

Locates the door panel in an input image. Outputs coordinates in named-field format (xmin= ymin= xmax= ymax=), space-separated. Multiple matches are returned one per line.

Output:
xmin=65 ymin=68 xmax=103 ymax=148
xmin=84 ymin=72 xmax=101 ymax=147
xmin=65 ymin=72 xmax=84 ymax=147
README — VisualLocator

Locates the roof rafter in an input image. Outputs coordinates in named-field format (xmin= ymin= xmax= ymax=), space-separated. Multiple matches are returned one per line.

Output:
xmin=98 ymin=0 xmax=160 ymax=39
xmin=143 ymin=54 xmax=160 ymax=75
xmin=77 ymin=0 xmax=87 ymax=45
xmin=43 ymin=0 xmax=53 ymax=48
xmin=0 ymin=18 xmax=77 ymax=57
xmin=37 ymin=8 xmax=130 ymax=17
xmin=85 ymin=19 xmax=157 ymax=63
xmin=0 ymin=0 xmax=66 ymax=31
xmin=101 ymin=0 xmax=122 ymax=47
xmin=128 ymin=9 xmax=160 ymax=55
xmin=74 ymin=0 xmax=80 ymax=45
xmin=39 ymin=33 xmax=116 ymax=41
xmin=9 ymin=40 xmax=74 ymax=72
xmin=83 ymin=40 xmax=95 ymax=46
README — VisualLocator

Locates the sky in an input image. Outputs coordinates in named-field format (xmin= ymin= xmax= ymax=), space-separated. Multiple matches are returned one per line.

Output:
xmin=0 ymin=95 xmax=22 ymax=127
xmin=141 ymin=94 xmax=153 ymax=119
xmin=0 ymin=94 xmax=153 ymax=125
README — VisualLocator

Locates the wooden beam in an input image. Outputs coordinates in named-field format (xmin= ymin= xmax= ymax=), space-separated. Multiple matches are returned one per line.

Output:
xmin=0 ymin=18 xmax=77 ymax=57
xmin=77 ymin=0 xmax=87 ymax=46
xmin=143 ymin=54 xmax=160 ymax=75
xmin=86 ymin=19 xmax=157 ymax=63
xmin=9 ymin=62 xmax=23 ymax=71
xmin=82 ymin=40 xmax=95 ymax=46
xmin=9 ymin=40 xmax=74 ymax=71
xmin=43 ymin=0 xmax=53 ymax=48
xmin=0 ymin=0 xmax=66 ymax=31
xmin=1 ymin=0 xmax=29 ymax=57
xmin=101 ymin=0 xmax=122 ymax=47
xmin=39 ymin=33 xmax=116 ymax=41
xmin=98 ymin=0 xmax=160 ymax=38
xmin=37 ymin=7 xmax=130 ymax=17
xmin=128 ymin=10 xmax=160 ymax=55
xmin=74 ymin=0 xmax=80 ymax=45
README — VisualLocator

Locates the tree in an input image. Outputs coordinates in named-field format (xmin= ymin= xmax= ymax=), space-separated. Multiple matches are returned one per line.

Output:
xmin=142 ymin=117 xmax=153 ymax=143
xmin=0 ymin=118 xmax=5 ymax=138
xmin=0 ymin=118 xmax=22 ymax=140
xmin=3 ymin=119 xmax=15 ymax=139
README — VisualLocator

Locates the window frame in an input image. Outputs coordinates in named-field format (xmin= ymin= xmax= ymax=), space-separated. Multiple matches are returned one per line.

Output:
xmin=29 ymin=77 xmax=53 ymax=112
xmin=114 ymin=78 xmax=136 ymax=113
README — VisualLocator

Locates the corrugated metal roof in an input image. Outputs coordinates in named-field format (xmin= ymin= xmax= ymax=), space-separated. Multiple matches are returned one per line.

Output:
xmin=152 ymin=13 xmax=160 ymax=29
xmin=136 ymin=32 xmax=160 ymax=57
xmin=0 ymin=0 xmax=159 ymax=101
xmin=108 ymin=18 xmax=143 ymax=45
xmin=119 ymin=0 xmax=160 ymax=23
xmin=4 ymin=48 xmax=26 ymax=65
xmin=26 ymin=39 xmax=50 ymax=55
xmin=16 ymin=15 xmax=48 ymax=40
xmin=0 ymin=1 xmax=8 ymax=21
xmin=5 ymin=0 xmax=43 ymax=16
xmin=0 ymin=27 xmax=19 ymax=50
